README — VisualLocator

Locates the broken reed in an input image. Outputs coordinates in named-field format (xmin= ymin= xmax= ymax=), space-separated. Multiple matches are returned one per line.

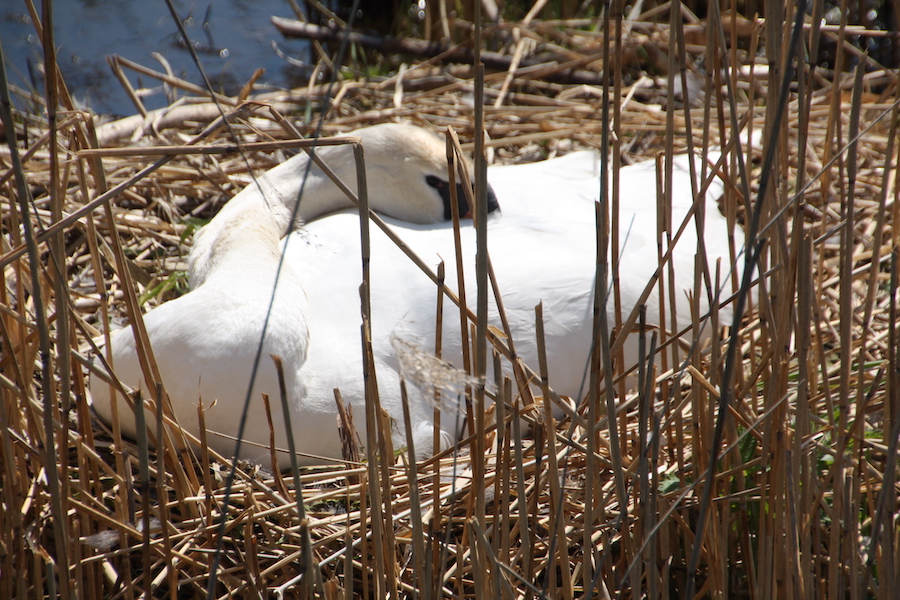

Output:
xmin=2 ymin=2 xmax=900 ymax=599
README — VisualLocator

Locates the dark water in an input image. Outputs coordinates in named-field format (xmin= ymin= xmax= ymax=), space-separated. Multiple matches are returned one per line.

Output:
xmin=1 ymin=1 xmax=311 ymax=117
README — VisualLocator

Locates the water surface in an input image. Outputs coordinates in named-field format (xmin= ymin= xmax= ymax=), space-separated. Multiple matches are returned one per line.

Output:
xmin=1 ymin=0 xmax=310 ymax=117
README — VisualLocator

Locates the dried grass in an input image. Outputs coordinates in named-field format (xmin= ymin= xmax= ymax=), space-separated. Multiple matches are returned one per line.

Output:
xmin=1 ymin=2 xmax=899 ymax=599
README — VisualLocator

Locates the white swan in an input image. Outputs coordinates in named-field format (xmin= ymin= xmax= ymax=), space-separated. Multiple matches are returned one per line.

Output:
xmin=289 ymin=146 xmax=746 ymax=408
xmin=90 ymin=124 xmax=496 ymax=468
xmin=91 ymin=122 xmax=748 ymax=469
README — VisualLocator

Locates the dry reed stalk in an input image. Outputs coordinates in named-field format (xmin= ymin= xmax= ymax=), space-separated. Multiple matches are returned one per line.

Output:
xmin=3 ymin=2 xmax=900 ymax=598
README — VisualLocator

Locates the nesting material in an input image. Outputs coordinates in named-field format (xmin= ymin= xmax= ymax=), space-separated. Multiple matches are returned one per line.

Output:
xmin=2 ymin=6 xmax=898 ymax=599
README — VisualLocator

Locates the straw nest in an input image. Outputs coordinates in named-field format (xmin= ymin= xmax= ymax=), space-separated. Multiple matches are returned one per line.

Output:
xmin=2 ymin=3 xmax=899 ymax=599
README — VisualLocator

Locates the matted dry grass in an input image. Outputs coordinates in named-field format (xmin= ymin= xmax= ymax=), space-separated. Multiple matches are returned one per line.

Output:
xmin=1 ymin=2 xmax=899 ymax=599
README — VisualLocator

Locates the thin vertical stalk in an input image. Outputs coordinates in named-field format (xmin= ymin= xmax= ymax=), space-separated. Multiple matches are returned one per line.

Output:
xmin=132 ymin=389 xmax=152 ymax=600
xmin=471 ymin=4 xmax=490 ymax=596
xmin=273 ymin=355 xmax=317 ymax=598
xmin=593 ymin=195 xmax=629 ymax=587
xmin=871 ymin=248 xmax=899 ymax=598
xmin=0 ymin=32 xmax=70 ymax=600
xmin=511 ymin=399 xmax=533 ymax=600
xmin=41 ymin=5 xmax=76 ymax=595
xmin=444 ymin=130 xmax=472 ymax=377
xmin=796 ymin=232 xmax=813 ymax=600
xmin=535 ymin=302 xmax=572 ymax=598
xmin=830 ymin=7 xmax=854 ymax=598
xmin=610 ymin=0 xmax=626 ymax=458
xmin=355 ymin=134 xmax=393 ymax=600
xmin=399 ymin=379 xmax=427 ymax=600
xmin=429 ymin=261 xmax=445 ymax=600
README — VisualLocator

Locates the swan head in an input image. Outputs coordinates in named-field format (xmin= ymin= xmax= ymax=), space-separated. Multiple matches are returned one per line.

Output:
xmin=188 ymin=123 xmax=500 ymax=287
xmin=326 ymin=123 xmax=501 ymax=224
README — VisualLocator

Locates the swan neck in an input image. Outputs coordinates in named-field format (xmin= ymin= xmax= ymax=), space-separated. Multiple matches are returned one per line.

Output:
xmin=188 ymin=146 xmax=358 ymax=287
xmin=256 ymin=145 xmax=359 ymax=226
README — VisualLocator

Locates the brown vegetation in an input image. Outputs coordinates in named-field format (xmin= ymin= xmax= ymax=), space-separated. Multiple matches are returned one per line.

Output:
xmin=1 ymin=1 xmax=898 ymax=599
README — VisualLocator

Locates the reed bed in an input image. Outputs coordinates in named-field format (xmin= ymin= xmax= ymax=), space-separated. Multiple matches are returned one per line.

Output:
xmin=1 ymin=1 xmax=899 ymax=599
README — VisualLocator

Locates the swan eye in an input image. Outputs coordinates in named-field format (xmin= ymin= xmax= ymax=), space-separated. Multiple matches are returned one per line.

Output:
xmin=425 ymin=174 xmax=445 ymax=190
xmin=426 ymin=175 xmax=462 ymax=220
xmin=426 ymin=174 xmax=499 ymax=220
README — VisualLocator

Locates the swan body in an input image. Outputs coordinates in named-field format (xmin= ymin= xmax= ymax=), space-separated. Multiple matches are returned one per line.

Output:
xmin=91 ymin=124 xmax=489 ymax=468
xmin=291 ymin=148 xmax=743 ymax=405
